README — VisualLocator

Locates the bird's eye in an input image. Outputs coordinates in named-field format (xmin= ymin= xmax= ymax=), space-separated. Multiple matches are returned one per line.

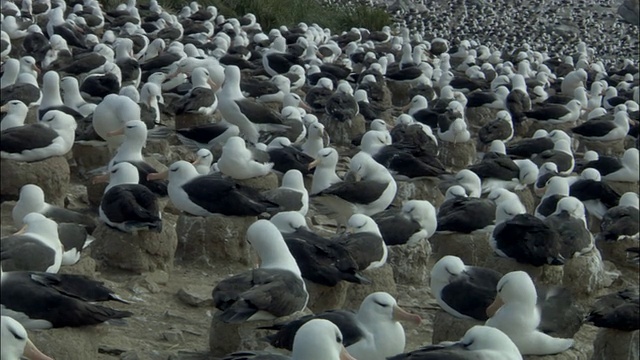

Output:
xmin=462 ymin=339 xmax=474 ymax=347
xmin=170 ymin=168 xmax=178 ymax=172
xmin=336 ymin=335 xmax=342 ymax=343
xmin=374 ymin=300 xmax=389 ymax=307
xmin=322 ymin=153 xmax=329 ymax=158
xmin=126 ymin=125 xmax=135 ymax=129
xmin=111 ymin=169 xmax=118 ymax=173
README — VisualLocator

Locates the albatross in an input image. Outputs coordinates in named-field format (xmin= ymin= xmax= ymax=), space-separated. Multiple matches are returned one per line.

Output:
xmin=212 ymin=220 xmax=308 ymax=323
xmin=1 ymin=110 xmax=76 ymax=162
xmin=263 ymin=292 xmax=421 ymax=360
xmin=218 ymin=65 xmax=287 ymax=145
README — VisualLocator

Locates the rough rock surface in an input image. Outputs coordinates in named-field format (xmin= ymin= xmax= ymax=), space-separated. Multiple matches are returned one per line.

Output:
xmin=481 ymin=255 xmax=565 ymax=287
xmin=388 ymin=241 xmax=432 ymax=285
xmin=429 ymin=232 xmax=493 ymax=266
xmin=386 ymin=81 xmax=414 ymax=107
xmin=174 ymin=214 xmax=256 ymax=267
xmin=618 ymin=0 xmax=640 ymax=25
xmin=437 ymin=140 xmax=476 ymax=171
xmin=343 ymin=264 xmax=398 ymax=309
xmin=91 ymin=218 xmax=178 ymax=273
xmin=175 ymin=113 xmax=212 ymax=130
xmin=304 ymin=280 xmax=350 ymax=312
xmin=234 ymin=172 xmax=279 ymax=192
xmin=72 ymin=142 xmax=113 ymax=177
xmin=576 ymin=138 xmax=627 ymax=157
xmin=177 ymin=285 xmax=215 ymax=307
xmin=393 ymin=178 xmax=446 ymax=208
xmin=591 ymin=328 xmax=639 ymax=360
xmin=0 ymin=156 xmax=70 ymax=205
xmin=596 ymin=237 xmax=639 ymax=269
xmin=208 ymin=309 xmax=311 ymax=357
xmin=319 ymin=113 xmax=366 ymax=146
xmin=29 ymin=326 xmax=109 ymax=360
xmin=562 ymin=248 xmax=614 ymax=296
xmin=465 ymin=107 xmax=501 ymax=130
xmin=431 ymin=310 xmax=483 ymax=343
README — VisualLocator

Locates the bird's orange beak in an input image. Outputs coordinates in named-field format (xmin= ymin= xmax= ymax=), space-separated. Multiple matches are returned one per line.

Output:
xmin=308 ymin=159 xmax=319 ymax=170
xmin=13 ymin=224 xmax=28 ymax=235
xmin=147 ymin=170 xmax=168 ymax=180
xmin=91 ymin=173 xmax=110 ymax=184
xmin=106 ymin=127 xmax=125 ymax=137
xmin=486 ymin=296 xmax=504 ymax=318
xmin=392 ymin=305 xmax=422 ymax=325
xmin=23 ymin=339 xmax=54 ymax=360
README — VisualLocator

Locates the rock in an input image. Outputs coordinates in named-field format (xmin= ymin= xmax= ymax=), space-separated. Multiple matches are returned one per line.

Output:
xmin=576 ymin=138 xmax=626 ymax=157
xmin=387 ymin=241 xmax=431 ymax=285
xmin=465 ymin=107 xmax=501 ymax=129
xmin=618 ymin=0 xmax=640 ymax=25
xmin=144 ymin=138 xmax=172 ymax=160
xmin=393 ymin=178 xmax=446 ymax=208
xmin=591 ymin=328 xmax=639 ymax=360
xmin=235 ymin=172 xmax=279 ymax=192
xmin=177 ymin=285 xmax=215 ymax=307
xmin=90 ymin=221 xmax=178 ymax=273
xmin=482 ymin=255 xmax=564 ymax=287
xmin=29 ymin=326 xmax=106 ymax=360
xmin=208 ymin=308 xmax=311 ymax=357
xmin=437 ymin=140 xmax=476 ymax=171
xmin=98 ymin=345 xmax=129 ymax=356
xmin=429 ymin=232 xmax=493 ymax=267
xmin=168 ymin=351 xmax=211 ymax=360
xmin=431 ymin=310 xmax=483 ymax=343
xmin=120 ymin=351 xmax=141 ymax=360
xmin=343 ymin=264 xmax=397 ymax=309
xmin=86 ymin=181 xmax=108 ymax=207
xmin=162 ymin=329 xmax=185 ymax=343
xmin=562 ymin=248 xmax=612 ymax=296
xmin=386 ymin=80 xmax=413 ymax=107
xmin=605 ymin=180 xmax=639 ymax=196
xmin=319 ymin=113 xmax=366 ymax=146
xmin=522 ymin=119 xmax=575 ymax=139
xmin=72 ymin=142 xmax=112 ymax=177
xmin=515 ymin=187 xmax=537 ymax=215
xmin=175 ymin=113 xmax=211 ymax=130
xmin=58 ymin=255 xmax=97 ymax=277
xmin=0 ymin=156 xmax=70 ymax=206
xmin=174 ymin=214 xmax=256 ymax=268
xmin=596 ymin=237 xmax=639 ymax=269
xmin=145 ymin=270 xmax=170 ymax=285
xmin=304 ymin=280 xmax=350 ymax=312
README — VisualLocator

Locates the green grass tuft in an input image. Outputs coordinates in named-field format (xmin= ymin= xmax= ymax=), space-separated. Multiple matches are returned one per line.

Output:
xmin=103 ymin=0 xmax=392 ymax=33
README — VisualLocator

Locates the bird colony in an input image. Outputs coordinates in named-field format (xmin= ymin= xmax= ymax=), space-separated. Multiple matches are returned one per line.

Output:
xmin=0 ymin=0 xmax=638 ymax=359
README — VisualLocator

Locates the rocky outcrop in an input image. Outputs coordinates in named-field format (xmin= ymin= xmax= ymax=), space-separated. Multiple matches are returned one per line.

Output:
xmin=388 ymin=241 xmax=432 ymax=285
xmin=429 ymin=232 xmax=493 ymax=267
xmin=305 ymin=280 xmax=350 ymax=312
xmin=343 ymin=264 xmax=398 ymax=309
xmin=91 ymin=217 xmax=178 ymax=273
xmin=618 ymin=0 xmax=640 ymax=26
xmin=0 ymin=156 xmax=70 ymax=206
xmin=174 ymin=214 xmax=257 ymax=268
xmin=591 ymin=328 xmax=639 ymax=360
xmin=208 ymin=309 xmax=311 ymax=357
xmin=320 ymin=113 xmax=366 ymax=146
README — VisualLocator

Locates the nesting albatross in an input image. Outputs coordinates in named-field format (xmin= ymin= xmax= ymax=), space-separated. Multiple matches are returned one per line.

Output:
xmin=212 ymin=220 xmax=308 ymax=323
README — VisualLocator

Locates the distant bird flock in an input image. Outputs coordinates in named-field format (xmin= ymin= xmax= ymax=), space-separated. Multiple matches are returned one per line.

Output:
xmin=0 ymin=0 xmax=638 ymax=359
